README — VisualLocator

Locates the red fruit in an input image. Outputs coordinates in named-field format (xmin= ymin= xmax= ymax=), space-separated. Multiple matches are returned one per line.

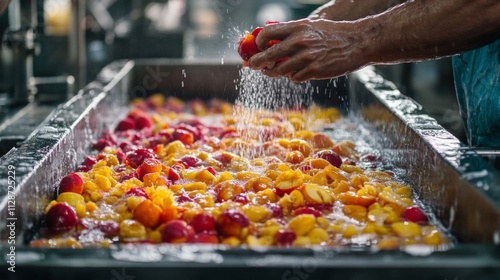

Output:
xmin=176 ymin=124 xmax=200 ymax=141
xmin=188 ymin=232 xmax=219 ymax=244
xmin=267 ymin=203 xmax=283 ymax=218
xmin=251 ymin=27 xmax=263 ymax=37
xmin=298 ymin=164 xmax=312 ymax=173
xmin=124 ymin=148 xmax=156 ymax=168
xmin=79 ymin=218 xmax=119 ymax=238
xmin=125 ymin=187 xmax=149 ymax=199
xmin=265 ymin=21 xmax=279 ymax=25
xmin=116 ymin=117 xmax=136 ymax=132
xmin=238 ymin=32 xmax=260 ymax=62
xmin=58 ymin=173 xmax=84 ymax=195
xmin=189 ymin=213 xmax=216 ymax=233
xmin=136 ymin=158 xmax=163 ymax=180
xmin=402 ymin=206 xmax=428 ymax=224
xmin=361 ymin=154 xmax=379 ymax=162
xmin=217 ymin=209 xmax=250 ymax=237
xmin=180 ymin=155 xmax=201 ymax=168
xmin=276 ymin=229 xmax=296 ymax=246
xmin=176 ymin=193 xmax=194 ymax=204
xmin=162 ymin=220 xmax=195 ymax=243
xmin=92 ymin=138 xmax=111 ymax=151
xmin=205 ymin=167 xmax=216 ymax=175
xmin=78 ymin=156 xmax=97 ymax=172
xmin=167 ymin=167 xmax=180 ymax=181
xmin=292 ymin=207 xmax=321 ymax=218
xmin=173 ymin=129 xmax=194 ymax=145
xmin=46 ymin=203 xmax=78 ymax=234
xmin=314 ymin=150 xmax=342 ymax=168
xmin=232 ymin=194 xmax=249 ymax=205
xmin=135 ymin=115 xmax=154 ymax=130
xmin=118 ymin=172 xmax=139 ymax=183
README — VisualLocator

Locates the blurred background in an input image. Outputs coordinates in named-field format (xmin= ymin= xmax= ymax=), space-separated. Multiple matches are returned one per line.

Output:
xmin=0 ymin=0 xmax=465 ymax=157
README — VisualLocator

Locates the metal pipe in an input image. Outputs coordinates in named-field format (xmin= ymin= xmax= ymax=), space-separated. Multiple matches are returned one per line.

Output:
xmin=69 ymin=0 xmax=86 ymax=90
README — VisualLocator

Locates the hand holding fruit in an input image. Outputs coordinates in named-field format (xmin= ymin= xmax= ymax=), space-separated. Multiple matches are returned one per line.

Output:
xmin=237 ymin=21 xmax=287 ymax=67
xmin=245 ymin=19 xmax=368 ymax=82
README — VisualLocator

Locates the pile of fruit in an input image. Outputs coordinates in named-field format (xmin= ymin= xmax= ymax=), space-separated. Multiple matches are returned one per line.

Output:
xmin=31 ymin=95 xmax=449 ymax=249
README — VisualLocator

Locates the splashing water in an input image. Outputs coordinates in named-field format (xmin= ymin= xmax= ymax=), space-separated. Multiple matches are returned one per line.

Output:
xmin=232 ymin=67 xmax=314 ymax=158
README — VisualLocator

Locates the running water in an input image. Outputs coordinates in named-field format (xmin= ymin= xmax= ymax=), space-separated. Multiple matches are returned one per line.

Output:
xmin=231 ymin=67 xmax=315 ymax=158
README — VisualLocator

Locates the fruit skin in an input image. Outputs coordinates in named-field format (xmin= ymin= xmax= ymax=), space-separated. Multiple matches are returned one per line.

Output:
xmin=46 ymin=202 xmax=78 ymax=234
xmin=402 ymin=206 xmax=428 ymax=224
xmin=237 ymin=21 xmax=287 ymax=64
xmin=58 ymin=173 xmax=84 ymax=195
xmin=189 ymin=213 xmax=216 ymax=233
xmin=314 ymin=150 xmax=342 ymax=168
xmin=238 ymin=32 xmax=260 ymax=62
xmin=162 ymin=220 xmax=195 ymax=243
xmin=188 ymin=232 xmax=219 ymax=244
xmin=217 ymin=209 xmax=250 ymax=237
xmin=293 ymin=206 xmax=321 ymax=218
xmin=136 ymin=158 xmax=163 ymax=180
xmin=133 ymin=199 xmax=163 ymax=228
xmin=276 ymin=228 xmax=296 ymax=246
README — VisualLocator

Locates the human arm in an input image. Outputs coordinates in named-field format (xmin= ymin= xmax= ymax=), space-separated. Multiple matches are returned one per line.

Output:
xmin=248 ymin=0 xmax=500 ymax=82
xmin=309 ymin=0 xmax=407 ymax=21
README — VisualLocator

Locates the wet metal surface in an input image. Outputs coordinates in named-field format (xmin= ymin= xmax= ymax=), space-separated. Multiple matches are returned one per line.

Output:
xmin=0 ymin=60 xmax=498 ymax=278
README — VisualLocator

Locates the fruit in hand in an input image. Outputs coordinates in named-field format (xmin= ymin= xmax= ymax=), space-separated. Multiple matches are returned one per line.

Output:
xmin=238 ymin=32 xmax=260 ymax=62
xmin=46 ymin=202 xmax=78 ymax=234
xmin=58 ymin=172 xmax=84 ymax=195
xmin=237 ymin=21 xmax=287 ymax=66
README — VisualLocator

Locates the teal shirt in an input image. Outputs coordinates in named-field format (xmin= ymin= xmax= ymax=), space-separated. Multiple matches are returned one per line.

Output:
xmin=452 ymin=39 xmax=500 ymax=148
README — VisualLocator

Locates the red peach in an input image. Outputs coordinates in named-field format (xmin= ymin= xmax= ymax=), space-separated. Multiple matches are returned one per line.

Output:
xmin=216 ymin=209 xmax=250 ymax=237
xmin=46 ymin=202 xmax=78 ymax=234
xmin=402 ymin=206 xmax=428 ymax=225
xmin=162 ymin=220 xmax=195 ymax=243
xmin=136 ymin=158 xmax=163 ymax=180
xmin=58 ymin=172 xmax=84 ymax=195
xmin=189 ymin=213 xmax=216 ymax=233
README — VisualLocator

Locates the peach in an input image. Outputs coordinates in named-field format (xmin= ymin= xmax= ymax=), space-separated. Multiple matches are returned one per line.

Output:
xmin=214 ymin=180 xmax=245 ymax=202
xmin=217 ymin=209 xmax=250 ymax=237
xmin=161 ymin=220 xmax=195 ymax=243
xmin=136 ymin=158 xmax=163 ymax=180
xmin=189 ymin=212 xmax=216 ymax=233
xmin=58 ymin=172 xmax=84 ymax=195
xmin=46 ymin=202 xmax=78 ymax=234
xmin=133 ymin=199 xmax=162 ymax=228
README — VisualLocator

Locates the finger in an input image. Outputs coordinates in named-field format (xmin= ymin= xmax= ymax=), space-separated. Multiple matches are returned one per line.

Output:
xmin=263 ymin=56 xmax=304 ymax=78
xmin=255 ymin=21 xmax=299 ymax=50
xmin=248 ymin=41 xmax=295 ymax=70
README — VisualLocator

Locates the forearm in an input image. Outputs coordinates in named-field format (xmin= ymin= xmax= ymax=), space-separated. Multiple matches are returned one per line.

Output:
xmin=309 ymin=0 xmax=407 ymax=21
xmin=362 ymin=0 xmax=500 ymax=64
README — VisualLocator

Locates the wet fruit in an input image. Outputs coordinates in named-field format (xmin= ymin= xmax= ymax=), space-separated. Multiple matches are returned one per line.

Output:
xmin=217 ymin=209 xmax=250 ymax=237
xmin=162 ymin=220 xmax=195 ymax=243
xmin=189 ymin=213 xmax=216 ymax=233
xmin=46 ymin=203 xmax=78 ymax=234
xmin=314 ymin=150 xmax=342 ymax=168
xmin=237 ymin=21 xmax=287 ymax=65
xmin=58 ymin=173 xmax=84 ymax=195
xmin=402 ymin=206 xmax=428 ymax=224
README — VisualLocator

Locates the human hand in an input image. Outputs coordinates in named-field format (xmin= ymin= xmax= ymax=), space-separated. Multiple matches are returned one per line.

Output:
xmin=248 ymin=19 xmax=372 ymax=82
